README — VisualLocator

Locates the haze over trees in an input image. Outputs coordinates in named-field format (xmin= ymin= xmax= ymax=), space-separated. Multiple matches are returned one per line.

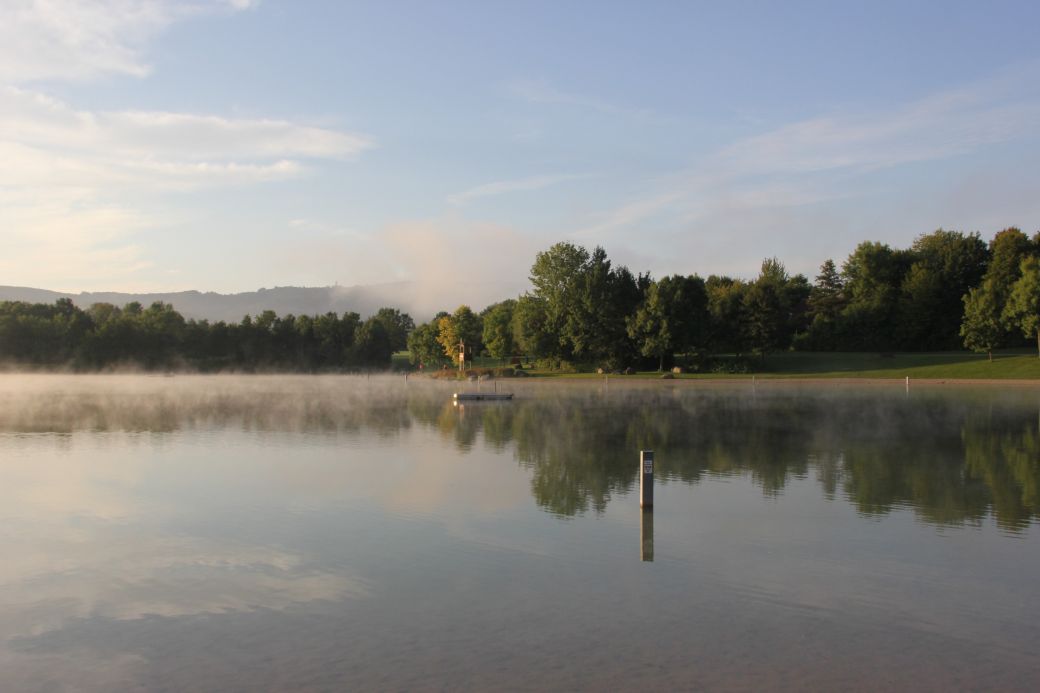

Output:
xmin=2 ymin=226 xmax=1039 ymax=371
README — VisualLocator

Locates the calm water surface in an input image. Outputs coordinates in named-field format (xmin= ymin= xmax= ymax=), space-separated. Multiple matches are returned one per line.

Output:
xmin=1 ymin=374 xmax=1039 ymax=691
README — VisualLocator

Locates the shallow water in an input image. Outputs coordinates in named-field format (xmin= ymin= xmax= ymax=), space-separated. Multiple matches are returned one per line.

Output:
xmin=1 ymin=374 xmax=1039 ymax=691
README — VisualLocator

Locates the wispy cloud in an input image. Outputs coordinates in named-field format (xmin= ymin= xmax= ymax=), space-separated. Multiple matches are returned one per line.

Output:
xmin=580 ymin=64 xmax=1040 ymax=241
xmin=0 ymin=4 xmax=373 ymax=291
xmin=0 ymin=0 xmax=255 ymax=84
xmin=446 ymin=173 xmax=587 ymax=206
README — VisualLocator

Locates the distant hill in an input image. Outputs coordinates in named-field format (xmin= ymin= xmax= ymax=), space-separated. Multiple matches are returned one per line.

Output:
xmin=0 ymin=281 xmax=523 ymax=323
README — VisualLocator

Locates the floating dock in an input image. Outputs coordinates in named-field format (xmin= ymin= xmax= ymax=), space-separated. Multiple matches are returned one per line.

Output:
xmin=453 ymin=392 xmax=514 ymax=401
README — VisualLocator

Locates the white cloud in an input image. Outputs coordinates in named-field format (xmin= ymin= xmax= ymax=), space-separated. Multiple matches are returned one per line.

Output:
xmin=0 ymin=83 xmax=372 ymax=289
xmin=580 ymin=64 xmax=1040 ymax=246
xmin=0 ymin=87 xmax=371 ymax=177
xmin=0 ymin=0 xmax=255 ymax=83
xmin=447 ymin=173 xmax=587 ymax=206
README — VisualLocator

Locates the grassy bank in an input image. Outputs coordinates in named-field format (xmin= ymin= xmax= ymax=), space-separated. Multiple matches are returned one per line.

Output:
xmin=740 ymin=350 xmax=1040 ymax=379
xmin=524 ymin=351 xmax=1040 ymax=380
xmin=399 ymin=350 xmax=1040 ymax=380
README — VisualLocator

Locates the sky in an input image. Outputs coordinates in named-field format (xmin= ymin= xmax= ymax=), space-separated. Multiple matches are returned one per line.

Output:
xmin=3 ymin=0 xmax=1040 ymax=306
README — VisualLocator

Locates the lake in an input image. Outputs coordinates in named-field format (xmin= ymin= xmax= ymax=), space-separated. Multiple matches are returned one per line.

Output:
xmin=1 ymin=374 xmax=1038 ymax=691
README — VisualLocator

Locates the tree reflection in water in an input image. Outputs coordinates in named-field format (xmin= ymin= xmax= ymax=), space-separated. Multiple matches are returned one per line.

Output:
xmin=2 ymin=376 xmax=1037 ymax=530
xmin=432 ymin=386 xmax=1040 ymax=530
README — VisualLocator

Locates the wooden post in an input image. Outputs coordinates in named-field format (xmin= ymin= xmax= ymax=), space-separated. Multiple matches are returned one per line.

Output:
xmin=640 ymin=450 xmax=654 ymax=508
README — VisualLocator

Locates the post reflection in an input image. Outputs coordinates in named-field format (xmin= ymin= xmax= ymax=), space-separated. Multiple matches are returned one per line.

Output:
xmin=640 ymin=508 xmax=654 ymax=562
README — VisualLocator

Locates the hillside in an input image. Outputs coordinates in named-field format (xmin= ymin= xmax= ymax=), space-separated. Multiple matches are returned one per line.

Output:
xmin=0 ymin=281 xmax=518 ymax=323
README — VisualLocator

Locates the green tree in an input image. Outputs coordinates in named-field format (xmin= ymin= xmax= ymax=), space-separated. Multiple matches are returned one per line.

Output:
xmin=840 ymin=241 xmax=914 ymax=351
xmin=528 ymin=242 xmax=590 ymax=361
xmin=512 ymin=294 xmax=554 ymax=361
xmin=351 ymin=317 xmax=393 ymax=366
xmin=705 ymin=276 xmax=747 ymax=355
xmin=373 ymin=307 xmax=415 ymax=352
xmin=481 ymin=299 xmax=516 ymax=359
xmin=743 ymin=259 xmax=808 ymax=360
xmin=627 ymin=274 xmax=708 ymax=370
xmin=960 ymin=228 xmax=1035 ymax=351
xmin=1004 ymin=256 xmax=1040 ymax=357
xmin=436 ymin=305 xmax=483 ymax=364
xmin=960 ymin=282 xmax=1003 ymax=360
xmin=407 ymin=321 xmax=448 ymax=368
xmin=897 ymin=230 xmax=988 ymax=350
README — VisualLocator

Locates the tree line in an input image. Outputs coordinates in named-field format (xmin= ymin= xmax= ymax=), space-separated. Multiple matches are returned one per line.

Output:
xmin=3 ymin=226 xmax=1039 ymax=371
xmin=0 ymin=299 xmax=414 ymax=370
xmin=408 ymin=226 xmax=1040 ymax=371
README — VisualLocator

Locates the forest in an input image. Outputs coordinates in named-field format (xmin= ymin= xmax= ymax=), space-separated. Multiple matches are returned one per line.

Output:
xmin=1 ymin=226 xmax=1038 ymax=372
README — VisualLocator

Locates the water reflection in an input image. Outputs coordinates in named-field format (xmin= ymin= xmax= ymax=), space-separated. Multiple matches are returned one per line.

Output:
xmin=640 ymin=509 xmax=654 ymax=562
xmin=2 ymin=375 xmax=1038 ymax=531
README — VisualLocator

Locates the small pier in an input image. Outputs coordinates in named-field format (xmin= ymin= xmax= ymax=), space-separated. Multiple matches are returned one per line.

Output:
xmin=453 ymin=392 xmax=514 ymax=401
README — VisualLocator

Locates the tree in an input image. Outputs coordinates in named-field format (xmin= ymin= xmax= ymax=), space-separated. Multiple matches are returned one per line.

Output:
xmin=840 ymin=242 xmax=914 ymax=351
xmin=436 ymin=305 xmax=483 ymax=364
xmin=373 ymin=307 xmax=415 ymax=352
xmin=1005 ymin=256 xmax=1040 ymax=358
xmin=512 ymin=294 xmax=554 ymax=361
xmin=809 ymin=259 xmax=845 ymax=321
xmin=527 ymin=242 xmax=645 ymax=368
xmin=743 ymin=259 xmax=808 ymax=360
xmin=572 ymin=248 xmax=643 ymax=367
xmin=705 ymin=276 xmax=747 ymax=355
xmin=897 ymin=229 xmax=988 ymax=350
xmin=528 ymin=242 xmax=590 ymax=361
xmin=481 ymin=300 xmax=516 ymax=359
xmin=351 ymin=317 xmax=393 ymax=366
xmin=627 ymin=275 xmax=708 ymax=370
xmin=407 ymin=322 xmax=448 ymax=368
xmin=961 ymin=283 xmax=1002 ymax=360
xmin=961 ymin=228 xmax=1035 ymax=351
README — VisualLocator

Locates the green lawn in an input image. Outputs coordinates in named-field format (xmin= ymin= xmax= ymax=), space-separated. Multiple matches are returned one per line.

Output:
xmin=740 ymin=350 xmax=1040 ymax=379
xmin=395 ymin=350 xmax=1040 ymax=380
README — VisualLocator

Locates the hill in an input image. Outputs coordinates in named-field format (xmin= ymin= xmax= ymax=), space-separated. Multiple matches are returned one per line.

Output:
xmin=0 ymin=281 xmax=519 ymax=323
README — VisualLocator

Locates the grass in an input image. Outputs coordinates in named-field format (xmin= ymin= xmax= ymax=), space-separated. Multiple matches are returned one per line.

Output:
xmin=732 ymin=350 xmax=1040 ymax=380
xmin=395 ymin=350 xmax=1040 ymax=380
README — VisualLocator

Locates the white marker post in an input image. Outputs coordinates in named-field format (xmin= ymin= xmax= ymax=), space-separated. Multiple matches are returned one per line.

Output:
xmin=640 ymin=450 xmax=654 ymax=508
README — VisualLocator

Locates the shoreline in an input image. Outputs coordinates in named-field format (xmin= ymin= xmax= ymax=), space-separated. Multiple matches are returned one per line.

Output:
xmin=0 ymin=371 xmax=1037 ymax=387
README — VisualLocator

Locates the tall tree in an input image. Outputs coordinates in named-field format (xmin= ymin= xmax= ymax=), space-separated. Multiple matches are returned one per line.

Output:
xmin=436 ymin=305 xmax=483 ymax=364
xmin=627 ymin=275 xmax=708 ymax=370
xmin=743 ymin=259 xmax=808 ymax=360
xmin=808 ymin=259 xmax=846 ymax=322
xmin=897 ymin=230 xmax=989 ymax=350
xmin=529 ymin=242 xmax=589 ymax=361
xmin=352 ymin=317 xmax=393 ymax=366
xmin=961 ymin=283 xmax=1002 ymax=360
xmin=1005 ymin=256 xmax=1040 ymax=358
xmin=481 ymin=300 xmax=516 ymax=359
xmin=512 ymin=294 xmax=554 ymax=362
xmin=373 ymin=307 xmax=415 ymax=352
xmin=407 ymin=321 xmax=448 ymax=368
xmin=705 ymin=276 xmax=748 ymax=355
xmin=960 ymin=228 xmax=1035 ymax=351
xmin=840 ymin=241 xmax=914 ymax=351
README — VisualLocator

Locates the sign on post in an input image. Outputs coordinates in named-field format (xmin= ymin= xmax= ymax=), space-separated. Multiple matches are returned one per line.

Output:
xmin=640 ymin=450 xmax=654 ymax=508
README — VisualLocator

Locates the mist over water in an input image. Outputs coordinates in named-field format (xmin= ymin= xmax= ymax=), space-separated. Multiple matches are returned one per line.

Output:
xmin=1 ymin=375 xmax=1039 ymax=690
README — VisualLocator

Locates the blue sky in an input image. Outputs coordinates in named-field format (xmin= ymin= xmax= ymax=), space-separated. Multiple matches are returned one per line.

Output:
xmin=3 ymin=0 xmax=1039 ymax=308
